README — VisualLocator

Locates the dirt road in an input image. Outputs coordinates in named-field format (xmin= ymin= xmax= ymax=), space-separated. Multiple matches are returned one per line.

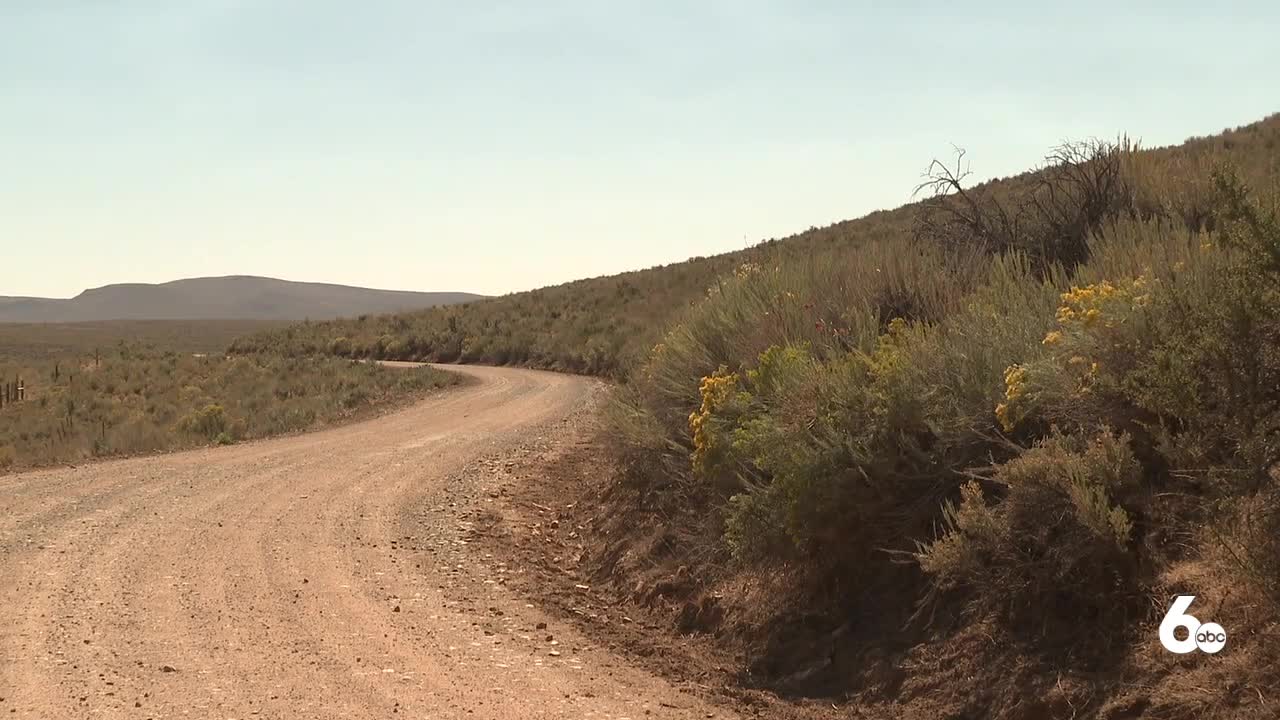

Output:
xmin=0 ymin=365 xmax=732 ymax=719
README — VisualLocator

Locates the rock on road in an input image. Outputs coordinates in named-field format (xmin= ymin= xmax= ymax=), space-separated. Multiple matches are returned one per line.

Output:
xmin=0 ymin=365 xmax=731 ymax=719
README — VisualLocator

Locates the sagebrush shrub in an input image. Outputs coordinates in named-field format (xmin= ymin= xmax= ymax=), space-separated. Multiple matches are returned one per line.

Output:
xmin=179 ymin=403 xmax=228 ymax=440
xmin=918 ymin=431 xmax=1141 ymax=634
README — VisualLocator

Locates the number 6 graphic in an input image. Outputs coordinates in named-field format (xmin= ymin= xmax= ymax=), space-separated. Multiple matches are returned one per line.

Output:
xmin=1159 ymin=595 xmax=1200 ymax=654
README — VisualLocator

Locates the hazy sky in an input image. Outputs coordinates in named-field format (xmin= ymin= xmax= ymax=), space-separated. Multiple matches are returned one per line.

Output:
xmin=3 ymin=2 xmax=1277 ymax=298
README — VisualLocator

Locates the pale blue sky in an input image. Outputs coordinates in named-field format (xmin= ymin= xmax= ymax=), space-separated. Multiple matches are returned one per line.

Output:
xmin=3 ymin=2 xmax=1277 ymax=298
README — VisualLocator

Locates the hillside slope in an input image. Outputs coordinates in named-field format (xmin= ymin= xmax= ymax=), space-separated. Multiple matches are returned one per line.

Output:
xmin=237 ymin=112 xmax=1280 ymax=719
xmin=0 ymin=276 xmax=482 ymax=323
xmin=232 ymin=114 xmax=1280 ymax=376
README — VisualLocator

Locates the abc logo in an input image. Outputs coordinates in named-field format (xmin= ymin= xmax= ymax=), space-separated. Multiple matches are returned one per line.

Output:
xmin=1159 ymin=595 xmax=1226 ymax=654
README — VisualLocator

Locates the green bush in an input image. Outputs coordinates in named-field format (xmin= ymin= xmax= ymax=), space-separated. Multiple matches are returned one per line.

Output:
xmin=628 ymin=246 xmax=1057 ymax=573
xmin=180 ymin=403 xmax=228 ymax=440
xmin=999 ymin=170 xmax=1280 ymax=490
xmin=921 ymin=169 xmax=1280 ymax=623
xmin=917 ymin=431 xmax=1140 ymax=634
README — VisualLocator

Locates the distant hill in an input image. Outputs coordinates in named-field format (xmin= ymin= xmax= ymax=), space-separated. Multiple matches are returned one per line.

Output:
xmin=0 ymin=276 xmax=483 ymax=323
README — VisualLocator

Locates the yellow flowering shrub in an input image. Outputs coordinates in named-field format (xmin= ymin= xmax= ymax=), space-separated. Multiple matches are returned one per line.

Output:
xmin=1056 ymin=277 xmax=1152 ymax=327
xmin=994 ymin=364 xmax=1027 ymax=431
xmin=689 ymin=367 xmax=740 ymax=475
xmin=996 ymin=276 xmax=1154 ymax=432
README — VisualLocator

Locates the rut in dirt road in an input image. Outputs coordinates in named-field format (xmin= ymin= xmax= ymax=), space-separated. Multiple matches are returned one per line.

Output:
xmin=0 ymin=366 xmax=733 ymax=720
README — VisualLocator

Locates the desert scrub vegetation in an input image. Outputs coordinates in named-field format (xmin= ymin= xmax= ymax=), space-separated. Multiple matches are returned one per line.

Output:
xmin=609 ymin=141 xmax=1280 ymax=714
xmin=0 ymin=345 xmax=454 ymax=473
xmin=228 ymin=255 xmax=752 ymax=376
xmin=234 ymin=116 xmax=1280 ymax=387
xmin=0 ymin=319 xmax=283 ymax=362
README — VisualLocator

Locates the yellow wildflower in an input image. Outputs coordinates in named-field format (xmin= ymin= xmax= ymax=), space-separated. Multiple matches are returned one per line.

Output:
xmin=689 ymin=369 xmax=738 ymax=474
xmin=1003 ymin=364 xmax=1027 ymax=390
xmin=997 ymin=364 xmax=1029 ymax=431
xmin=995 ymin=403 xmax=1013 ymax=432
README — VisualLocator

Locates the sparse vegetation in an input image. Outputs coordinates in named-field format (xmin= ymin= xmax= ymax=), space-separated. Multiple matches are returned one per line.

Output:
xmin=0 ymin=319 xmax=285 ymax=361
xmin=229 ymin=255 xmax=752 ymax=375
xmin=0 ymin=344 xmax=455 ymax=472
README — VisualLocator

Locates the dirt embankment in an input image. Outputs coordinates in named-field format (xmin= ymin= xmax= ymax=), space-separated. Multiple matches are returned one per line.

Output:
xmin=467 ymin=409 xmax=1280 ymax=720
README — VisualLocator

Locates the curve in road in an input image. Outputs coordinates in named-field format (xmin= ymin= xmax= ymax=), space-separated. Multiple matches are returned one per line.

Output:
xmin=0 ymin=365 xmax=729 ymax=719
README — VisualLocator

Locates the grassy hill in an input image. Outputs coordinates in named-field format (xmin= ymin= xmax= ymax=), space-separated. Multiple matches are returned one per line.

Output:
xmin=0 ymin=275 xmax=482 ymax=323
xmin=231 ymin=115 xmax=1280 ymax=379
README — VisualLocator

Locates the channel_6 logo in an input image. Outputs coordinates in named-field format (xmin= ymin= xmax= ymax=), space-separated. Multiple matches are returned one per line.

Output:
xmin=1159 ymin=595 xmax=1226 ymax=654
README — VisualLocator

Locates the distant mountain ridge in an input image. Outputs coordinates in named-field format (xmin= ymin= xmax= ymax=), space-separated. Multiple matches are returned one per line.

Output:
xmin=0 ymin=276 xmax=483 ymax=322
